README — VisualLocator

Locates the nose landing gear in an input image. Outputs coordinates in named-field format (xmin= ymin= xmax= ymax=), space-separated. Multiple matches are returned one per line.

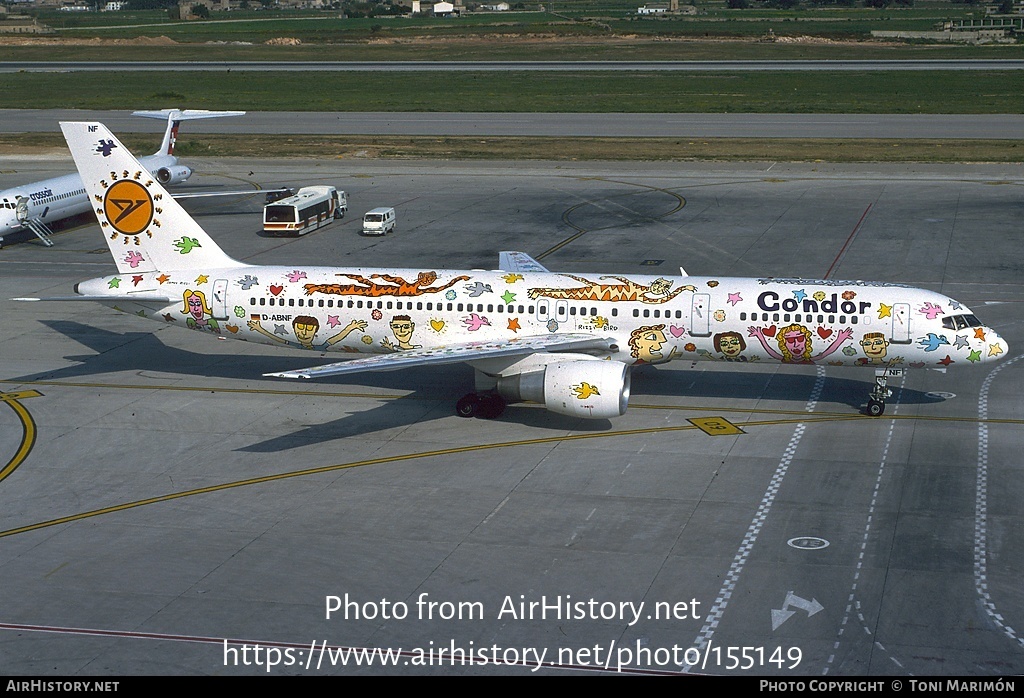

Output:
xmin=865 ymin=368 xmax=899 ymax=416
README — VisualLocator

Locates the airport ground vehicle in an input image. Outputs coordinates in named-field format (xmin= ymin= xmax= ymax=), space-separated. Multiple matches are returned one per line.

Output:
xmin=361 ymin=207 xmax=396 ymax=236
xmin=263 ymin=186 xmax=347 ymax=236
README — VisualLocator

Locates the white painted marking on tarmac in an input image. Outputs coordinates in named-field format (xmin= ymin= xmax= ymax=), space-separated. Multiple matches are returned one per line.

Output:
xmin=824 ymin=373 xmax=907 ymax=676
xmin=681 ymin=365 xmax=826 ymax=672
xmin=975 ymin=354 xmax=1024 ymax=648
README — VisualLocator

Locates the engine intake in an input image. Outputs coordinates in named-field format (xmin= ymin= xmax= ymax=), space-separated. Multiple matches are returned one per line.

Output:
xmin=154 ymin=165 xmax=193 ymax=185
xmin=497 ymin=360 xmax=630 ymax=419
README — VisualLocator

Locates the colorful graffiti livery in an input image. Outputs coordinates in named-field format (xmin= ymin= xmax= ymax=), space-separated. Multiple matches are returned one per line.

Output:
xmin=16 ymin=121 xmax=1010 ymax=423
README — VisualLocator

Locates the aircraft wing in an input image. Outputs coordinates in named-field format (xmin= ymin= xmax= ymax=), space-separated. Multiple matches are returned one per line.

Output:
xmin=171 ymin=190 xmax=273 ymax=200
xmin=265 ymin=333 xmax=617 ymax=379
xmin=498 ymin=251 xmax=549 ymax=274
xmin=13 ymin=293 xmax=174 ymax=304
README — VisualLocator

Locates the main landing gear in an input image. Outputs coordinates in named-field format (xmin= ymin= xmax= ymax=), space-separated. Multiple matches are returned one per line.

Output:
xmin=865 ymin=370 xmax=895 ymax=417
xmin=456 ymin=393 xmax=507 ymax=419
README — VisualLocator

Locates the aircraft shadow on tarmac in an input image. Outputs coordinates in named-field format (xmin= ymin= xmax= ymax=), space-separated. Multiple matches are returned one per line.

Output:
xmin=18 ymin=321 xmax=947 ymax=452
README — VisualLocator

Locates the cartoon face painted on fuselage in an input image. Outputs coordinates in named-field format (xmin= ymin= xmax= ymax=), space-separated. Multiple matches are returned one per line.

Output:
xmin=715 ymin=331 xmax=745 ymax=359
xmin=292 ymin=315 xmax=320 ymax=347
xmin=629 ymin=325 xmax=667 ymax=363
xmin=860 ymin=332 xmax=889 ymax=361
xmin=187 ymin=294 xmax=206 ymax=321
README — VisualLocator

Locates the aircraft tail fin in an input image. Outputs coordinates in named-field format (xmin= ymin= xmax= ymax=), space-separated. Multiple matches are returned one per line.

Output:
xmin=60 ymin=121 xmax=245 ymax=275
xmin=133 ymin=109 xmax=246 ymax=157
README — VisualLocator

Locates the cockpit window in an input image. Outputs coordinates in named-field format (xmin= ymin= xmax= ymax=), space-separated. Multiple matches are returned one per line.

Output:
xmin=943 ymin=314 xmax=982 ymax=330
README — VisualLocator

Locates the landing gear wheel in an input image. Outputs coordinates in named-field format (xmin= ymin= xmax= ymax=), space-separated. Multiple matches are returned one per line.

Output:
xmin=456 ymin=394 xmax=479 ymax=418
xmin=477 ymin=394 xmax=507 ymax=420
xmin=866 ymin=399 xmax=885 ymax=417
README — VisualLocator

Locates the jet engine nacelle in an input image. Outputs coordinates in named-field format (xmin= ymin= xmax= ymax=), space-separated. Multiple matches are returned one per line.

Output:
xmin=154 ymin=165 xmax=193 ymax=185
xmin=497 ymin=360 xmax=630 ymax=419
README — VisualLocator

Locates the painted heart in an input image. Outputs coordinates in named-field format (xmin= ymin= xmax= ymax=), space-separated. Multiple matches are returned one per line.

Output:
xmin=430 ymin=319 xmax=445 ymax=332
xmin=669 ymin=325 xmax=685 ymax=338
xmin=269 ymin=284 xmax=284 ymax=296
xmin=763 ymin=324 xmax=777 ymax=338
xmin=817 ymin=327 xmax=833 ymax=339
xmin=226 ymin=324 xmax=239 ymax=334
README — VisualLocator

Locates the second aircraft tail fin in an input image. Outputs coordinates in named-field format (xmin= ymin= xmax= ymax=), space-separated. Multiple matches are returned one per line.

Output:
xmin=60 ymin=121 xmax=246 ymax=275
xmin=132 ymin=108 xmax=246 ymax=157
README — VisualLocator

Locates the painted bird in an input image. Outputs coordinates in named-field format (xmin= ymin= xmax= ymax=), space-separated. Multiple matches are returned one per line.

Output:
xmin=572 ymin=382 xmax=601 ymax=400
xmin=462 ymin=313 xmax=491 ymax=331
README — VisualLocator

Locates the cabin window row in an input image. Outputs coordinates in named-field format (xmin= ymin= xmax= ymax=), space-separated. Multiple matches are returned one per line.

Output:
xmin=250 ymin=297 xmax=618 ymax=318
xmin=739 ymin=312 xmax=859 ymax=325
xmin=632 ymin=309 xmax=686 ymax=319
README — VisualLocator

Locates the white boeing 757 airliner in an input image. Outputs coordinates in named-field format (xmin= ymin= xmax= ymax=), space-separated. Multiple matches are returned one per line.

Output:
xmin=0 ymin=109 xmax=243 ymax=246
xmin=16 ymin=122 xmax=1010 ymax=420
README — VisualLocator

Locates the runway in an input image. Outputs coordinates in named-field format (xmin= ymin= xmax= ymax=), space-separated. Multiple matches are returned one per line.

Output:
xmin=2 ymin=109 xmax=1023 ymax=139
xmin=0 ymin=157 xmax=1022 ymax=675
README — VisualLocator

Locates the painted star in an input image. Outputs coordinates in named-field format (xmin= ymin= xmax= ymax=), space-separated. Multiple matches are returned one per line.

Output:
xmin=967 ymin=349 xmax=982 ymax=363
xmin=938 ymin=355 xmax=954 ymax=367
xmin=974 ymin=327 xmax=987 ymax=341
xmin=792 ymin=289 xmax=807 ymax=304
xmin=878 ymin=303 xmax=893 ymax=319
xmin=108 ymin=277 xmax=121 ymax=289
xmin=727 ymin=292 xmax=743 ymax=306
xmin=501 ymin=290 xmax=516 ymax=304
xmin=989 ymin=343 xmax=1004 ymax=357
xmin=156 ymin=273 xmax=171 ymax=284
xmin=327 ymin=315 xmax=341 ymax=328
xmin=132 ymin=275 xmax=144 ymax=287
xmin=954 ymin=335 xmax=970 ymax=350
xmin=195 ymin=274 xmax=209 ymax=285
xmin=948 ymin=299 xmax=963 ymax=310
xmin=274 ymin=324 xmax=288 ymax=336
xmin=163 ymin=313 xmax=176 ymax=323
xmin=507 ymin=317 xmax=521 ymax=333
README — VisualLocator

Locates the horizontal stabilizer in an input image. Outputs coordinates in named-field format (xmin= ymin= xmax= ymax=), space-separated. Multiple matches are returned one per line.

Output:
xmin=132 ymin=109 xmax=246 ymax=121
xmin=266 ymin=334 xmax=618 ymax=380
xmin=498 ymin=251 xmax=549 ymax=274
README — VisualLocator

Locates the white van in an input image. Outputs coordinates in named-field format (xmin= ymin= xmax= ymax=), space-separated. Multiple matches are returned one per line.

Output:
xmin=361 ymin=207 xmax=396 ymax=236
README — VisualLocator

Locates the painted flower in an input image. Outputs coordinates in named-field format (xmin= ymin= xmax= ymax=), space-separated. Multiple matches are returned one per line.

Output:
xmin=813 ymin=291 xmax=826 ymax=302
xmin=842 ymin=345 xmax=857 ymax=356
xmin=371 ymin=309 xmax=383 ymax=321
xmin=445 ymin=289 xmax=457 ymax=300
xmin=842 ymin=290 xmax=856 ymax=300
xmin=707 ymin=280 xmax=719 ymax=288
xmin=546 ymin=319 xmax=559 ymax=333
xmin=361 ymin=335 xmax=373 ymax=345
xmin=684 ymin=343 xmax=696 ymax=352
xmin=713 ymin=309 xmax=726 ymax=322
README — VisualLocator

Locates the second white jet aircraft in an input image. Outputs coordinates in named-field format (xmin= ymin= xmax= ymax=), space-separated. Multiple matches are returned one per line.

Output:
xmin=0 ymin=108 xmax=243 ymax=246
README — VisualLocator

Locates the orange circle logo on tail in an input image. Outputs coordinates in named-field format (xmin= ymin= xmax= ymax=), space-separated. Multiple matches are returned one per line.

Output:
xmin=103 ymin=180 xmax=154 ymax=237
